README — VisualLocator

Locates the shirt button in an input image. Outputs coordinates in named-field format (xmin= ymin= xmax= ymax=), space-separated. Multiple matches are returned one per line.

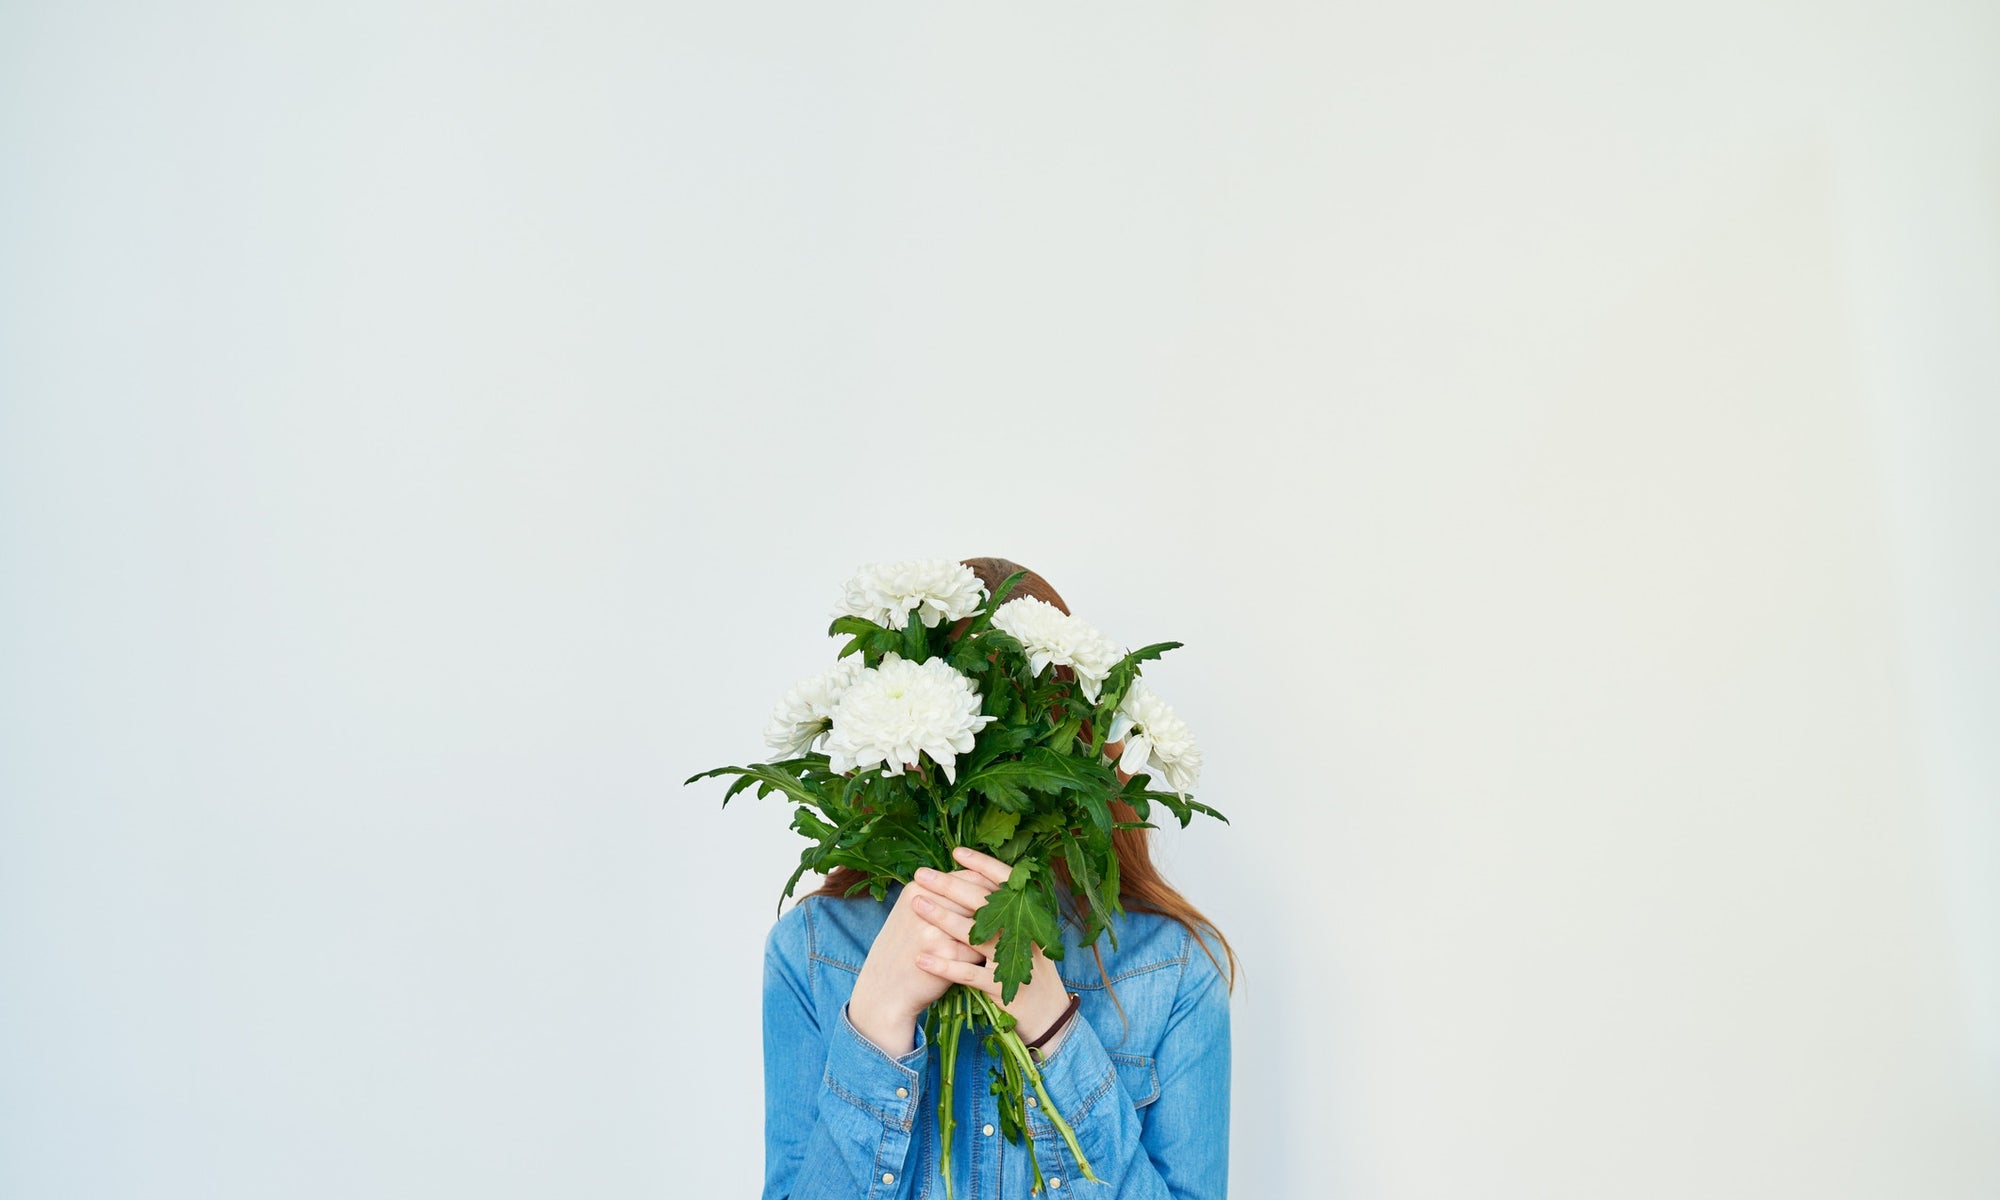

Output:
xmin=982 ymin=1123 xmax=995 ymax=1136
xmin=882 ymin=1173 xmax=894 ymax=1185
xmin=1050 ymin=1178 xmax=1063 ymax=1189
xmin=895 ymin=1087 xmax=908 ymax=1098
xmin=1026 ymin=1096 xmax=1037 ymax=1107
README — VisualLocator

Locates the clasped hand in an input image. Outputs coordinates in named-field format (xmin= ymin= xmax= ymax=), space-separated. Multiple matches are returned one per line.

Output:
xmin=907 ymin=845 xmax=1072 ymax=1043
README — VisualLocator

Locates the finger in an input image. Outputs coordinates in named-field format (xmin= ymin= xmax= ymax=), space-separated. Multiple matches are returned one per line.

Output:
xmin=913 ymin=865 xmax=996 ymax=912
xmin=914 ymin=951 xmax=1002 ymax=997
xmin=923 ymin=928 xmax=986 ymax=964
xmin=903 ymin=881 xmax=974 ymax=919
xmin=950 ymin=845 xmax=1017 ymax=887
xmin=910 ymin=891 xmax=978 ymax=944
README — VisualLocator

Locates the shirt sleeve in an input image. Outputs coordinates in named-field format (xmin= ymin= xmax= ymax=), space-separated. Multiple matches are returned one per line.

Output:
xmin=1021 ymin=925 xmax=1232 ymax=1198
xmin=762 ymin=902 xmax=932 ymax=1200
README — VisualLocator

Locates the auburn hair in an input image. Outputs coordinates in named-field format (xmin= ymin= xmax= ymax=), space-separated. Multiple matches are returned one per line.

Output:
xmin=804 ymin=556 xmax=1240 ymax=1044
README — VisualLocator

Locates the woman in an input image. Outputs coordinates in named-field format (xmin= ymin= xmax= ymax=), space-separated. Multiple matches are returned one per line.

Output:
xmin=761 ymin=558 xmax=1239 ymax=1200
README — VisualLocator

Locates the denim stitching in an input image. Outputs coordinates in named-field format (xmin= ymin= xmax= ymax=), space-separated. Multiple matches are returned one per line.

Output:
xmin=825 ymin=1067 xmax=915 ymax=1132
xmin=1056 ymin=949 xmax=1187 ymax=990
xmin=1026 ymin=1060 xmax=1119 ymax=1146
xmin=1107 ymin=1053 xmax=1160 ymax=1107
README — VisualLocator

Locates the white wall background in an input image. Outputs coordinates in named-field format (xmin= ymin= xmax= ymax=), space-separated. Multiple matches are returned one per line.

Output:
xmin=2 ymin=2 xmax=1995 ymax=1197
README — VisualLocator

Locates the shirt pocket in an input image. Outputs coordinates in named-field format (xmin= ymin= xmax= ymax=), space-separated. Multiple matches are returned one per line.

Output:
xmin=1109 ymin=1052 xmax=1159 ymax=1109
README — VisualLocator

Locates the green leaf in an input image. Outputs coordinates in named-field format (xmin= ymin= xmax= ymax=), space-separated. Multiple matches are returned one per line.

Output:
xmin=949 ymin=745 xmax=1113 ymax=813
xmin=900 ymin=607 xmax=929 ymax=662
xmin=828 ymin=614 xmax=885 ymax=638
xmin=960 ymin=570 xmax=1027 ymax=639
xmin=973 ymin=807 xmax=1021 ymax=849
xmin=1110 ymin=641 xmax=1181 ymax=677
xmin=1042 ymin=713 xmax=1083 ymax=751
xmin=1126 ymin=786 xmax=1227 ymax=827
xmin=1084 ymin=642 xmax=1179 ymax=753
xmin=1079 ymin=787 xmax=1113 ymax=834
xmin=1101 ymin=840 xmax=1123 ymax=919
xmin=790 ymin=807 xmax=836 ymax=841
xmin=994 ymin=827 xmax=1036 ymax=862
xmin=967 ymin=861 xmax=1063 ymax=1004
xmin=684 ymin=763 xmax=826 ymax=810
xmin=1058 ymin=826 xmax=1118 ymax=953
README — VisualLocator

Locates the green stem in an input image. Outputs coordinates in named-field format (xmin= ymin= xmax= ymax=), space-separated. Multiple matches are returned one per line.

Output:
xmin=936 ymin=1004 xmax=956 ymax=1200
xmin=967 ymin=990 xmax=1101 ymax=1186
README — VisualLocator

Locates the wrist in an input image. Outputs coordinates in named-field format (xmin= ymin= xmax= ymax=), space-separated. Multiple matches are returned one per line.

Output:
xmin=1024 ymin=992 xmax=1088 ymax=1056
xmin=847 ymin=998 xmax=919 ymax=1058
xmin=1018 ymin=989 xmax=1080 ymax=1046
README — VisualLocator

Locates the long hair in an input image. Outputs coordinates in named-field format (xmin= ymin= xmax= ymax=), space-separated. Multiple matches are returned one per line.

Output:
xmin=805 ymin=557 xmax=1240 ymax=1043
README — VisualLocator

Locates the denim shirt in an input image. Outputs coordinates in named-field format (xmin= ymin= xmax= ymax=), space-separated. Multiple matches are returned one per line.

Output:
xmin=762 ymin=881 xmax=1232 ymax=1200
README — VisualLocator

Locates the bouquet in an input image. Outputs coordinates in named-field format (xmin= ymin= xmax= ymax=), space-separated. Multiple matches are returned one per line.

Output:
xmin=686 ymin=559 xmax=1226 ymax=1196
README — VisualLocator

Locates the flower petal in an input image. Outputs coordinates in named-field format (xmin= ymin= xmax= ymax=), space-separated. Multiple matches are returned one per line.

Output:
xmin=1119 ymin=734 xmax=1152 ymax=778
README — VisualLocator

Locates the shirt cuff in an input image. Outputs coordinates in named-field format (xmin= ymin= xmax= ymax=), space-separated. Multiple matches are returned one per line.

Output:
xmin=824 ymin=1001 xmax=930 ymax=1131
xmin=1023 ymin=1006 xmax=1123 ymax=1149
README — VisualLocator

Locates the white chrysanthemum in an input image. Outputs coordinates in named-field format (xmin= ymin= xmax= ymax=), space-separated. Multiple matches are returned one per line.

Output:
xmin=989 ymin=596 xmax=1126 ymax=704
xmin=1104 ymin=679 xmax=1202 ymax=797
xmin=763 ymin=655 xmax=867 ymax=759
xmin=821 ymin=653 xmax=996 ymax=784
xmin=833 ymin=559 xmax=987 ymax=631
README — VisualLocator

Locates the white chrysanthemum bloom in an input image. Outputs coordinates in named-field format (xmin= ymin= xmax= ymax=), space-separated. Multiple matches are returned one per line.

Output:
xmin=833 ymin=559 xmax=987 ymax=631
xmin=763 ymin=655 xmax=867 ymax=759
xmin=1104 ymin=679 xmax=1202 ymax=797
xmin=989 ymin=596 xmax=1126 ymax=704
xmin=821 ymin=653 xmax=996 ymax=784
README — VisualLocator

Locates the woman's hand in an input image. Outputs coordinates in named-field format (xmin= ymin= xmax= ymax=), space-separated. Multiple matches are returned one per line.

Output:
xmin=847 ymin=878 xmax=988 ymax=1057
xmin=908 ymin=845 xmax=1074 ymax=1043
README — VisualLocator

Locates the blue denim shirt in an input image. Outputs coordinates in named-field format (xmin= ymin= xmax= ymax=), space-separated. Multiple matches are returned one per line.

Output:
xmin=762 ymin=881 xmax=1232 ymax=1199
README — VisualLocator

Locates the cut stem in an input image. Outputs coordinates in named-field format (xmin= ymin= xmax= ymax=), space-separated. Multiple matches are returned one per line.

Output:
xmin=967 ymin=989 xmax=1101 ymax=1187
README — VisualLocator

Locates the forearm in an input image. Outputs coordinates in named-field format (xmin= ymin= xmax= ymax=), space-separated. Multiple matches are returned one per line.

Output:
xmin=766 ymin=1001 xmax=931 ymax=1200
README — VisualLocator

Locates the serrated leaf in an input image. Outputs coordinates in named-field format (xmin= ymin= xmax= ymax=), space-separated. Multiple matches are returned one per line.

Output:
xmin=951 ymin=745 xmax=1102 ymax=813
xmin=1110 ymin=641 xmax=1181 ymax=676
xmin=1058 ymin=827 xmax=1118 ymax=953
xmin=1079 ymin=787 xmax=1113 ymax=833
xmin=967 ymin=862 xmax=1063 ymax=1004
xmin=828 ymin=614 xmax=884 ymax=638
xmin=684 ymin=763 xmax=825 ymax=810
xmin=791 ymin=807 xmax=836 ymax=841
xmin=973 ymin=807 xmax=1021 ymax=849
xmin=994 ymin=827 xmax=1035 ymax=861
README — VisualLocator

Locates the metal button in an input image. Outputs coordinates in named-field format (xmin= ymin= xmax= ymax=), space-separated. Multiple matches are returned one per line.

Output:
xmin=982 ymin=1123 xmax=994 ymax=1135
xmin=895 ymin=1087 xmax=908 ymax=1098
xmin=882 ymin=1173 xmax=894 ymax=1184
xmin=1050 ymin=1178 xmax=1063 ymax=1189
xmin=1026 ymin=1096 xmax=1037 ymax=1107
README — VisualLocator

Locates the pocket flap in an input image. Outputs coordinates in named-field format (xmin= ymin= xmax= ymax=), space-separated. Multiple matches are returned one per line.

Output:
xmin=1110 ymin=1053 xmax=1159 ymax=1108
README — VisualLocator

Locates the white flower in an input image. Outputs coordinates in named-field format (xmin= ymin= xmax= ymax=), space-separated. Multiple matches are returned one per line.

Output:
xmin=821 ymin=653 xmax=996 ymax=784
xmin=763 ymin=655 xmax=867 ymax=759
xmin=833 ymin=559 xmax=987 ymax=631
xmin=989 ymin=596 xmax=1126 ymax=704
xmin=1104 ymin=679 xmax=1202 ymax=797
